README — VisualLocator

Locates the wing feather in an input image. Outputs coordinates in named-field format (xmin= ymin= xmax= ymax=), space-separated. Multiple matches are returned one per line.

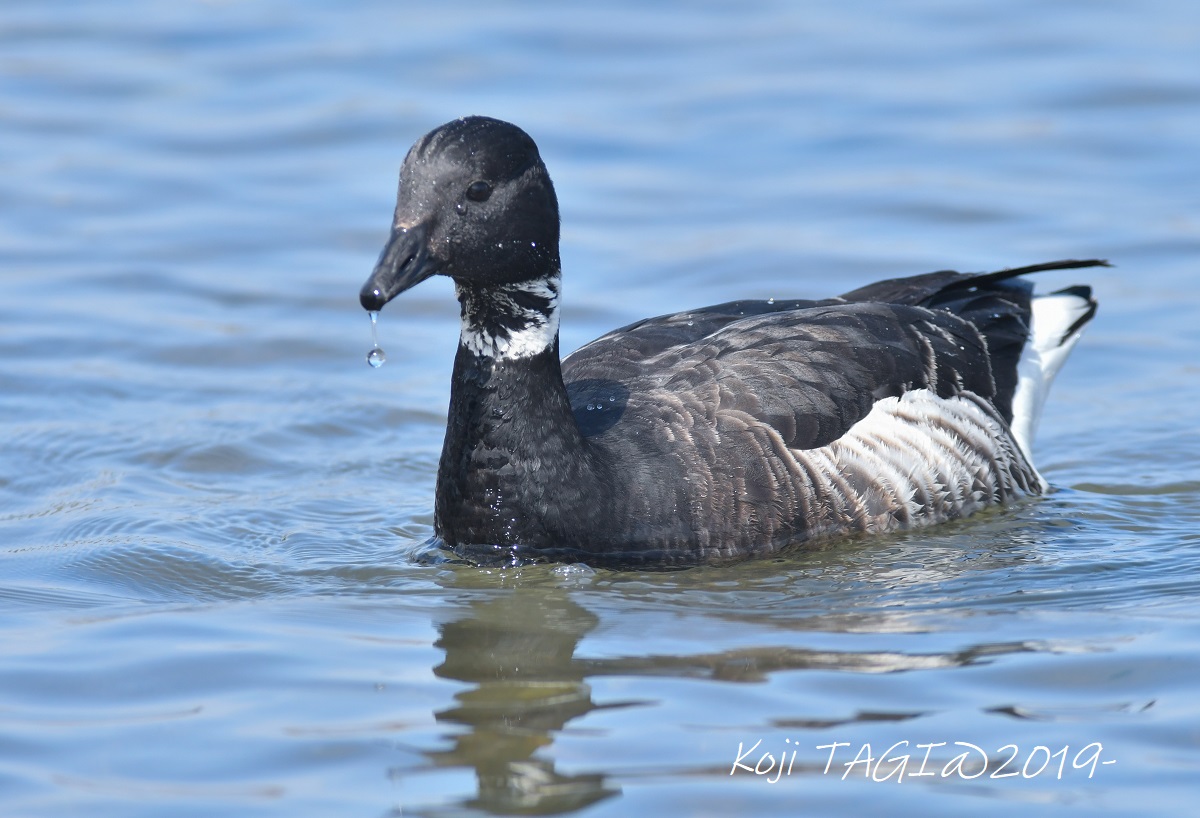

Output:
xmin=562 ymin=259 xmax=1108 ymax=448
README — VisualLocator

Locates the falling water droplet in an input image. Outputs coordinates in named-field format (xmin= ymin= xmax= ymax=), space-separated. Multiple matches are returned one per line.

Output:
xmin=768 ymin=297 xmax=775 ymax=305
xmin=366 ymin=310 xmax=387 ymax=368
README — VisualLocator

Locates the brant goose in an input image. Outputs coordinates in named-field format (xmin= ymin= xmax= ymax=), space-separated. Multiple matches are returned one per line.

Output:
xmin=360 ymin=116 xmax=1101 ymax=567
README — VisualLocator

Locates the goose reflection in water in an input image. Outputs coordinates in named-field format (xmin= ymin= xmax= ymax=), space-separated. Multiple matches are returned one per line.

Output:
xmin=413 ymin=582 xmax=1040 ymax=814
xmin=426 ymin=592 xmax=619 ymax=814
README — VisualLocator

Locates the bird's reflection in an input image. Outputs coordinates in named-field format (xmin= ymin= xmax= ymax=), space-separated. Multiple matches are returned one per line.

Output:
xmin=426 ymin=588 xmax=620 ymax=814
xmin=416 ymin=571 xmax=1042 ymax=814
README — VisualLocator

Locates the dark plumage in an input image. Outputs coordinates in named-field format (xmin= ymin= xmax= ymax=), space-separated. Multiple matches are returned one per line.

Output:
xmin=360 ymin=116 xmax=1101 ymax=567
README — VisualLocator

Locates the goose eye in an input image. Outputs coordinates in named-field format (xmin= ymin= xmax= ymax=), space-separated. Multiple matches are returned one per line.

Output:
xmin=465 ymin=180 xmax=493 ymax=202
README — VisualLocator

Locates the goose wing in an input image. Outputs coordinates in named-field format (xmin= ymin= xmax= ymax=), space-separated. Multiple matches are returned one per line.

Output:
xmin=564 ymin=300 xmax=998 ymax=450
xmin=563 ymin=259 xmax=1106 ymax=447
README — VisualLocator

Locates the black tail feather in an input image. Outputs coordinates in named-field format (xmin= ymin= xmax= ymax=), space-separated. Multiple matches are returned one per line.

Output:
xmin=944 ymin=259 xmax=1110 ymax=292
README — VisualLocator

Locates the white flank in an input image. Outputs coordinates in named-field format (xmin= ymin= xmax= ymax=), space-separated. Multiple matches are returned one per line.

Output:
xmin=456 ymin=275 xmax=561 ymax=359
xmin=1010 ymin=290 xmax=1092 ymax=466
xmin=789 ymin=388 xmax=1042 ymax=533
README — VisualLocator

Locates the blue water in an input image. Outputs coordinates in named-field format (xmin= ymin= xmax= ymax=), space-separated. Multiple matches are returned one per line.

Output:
xmin=3 ymin=2 xmax=1199 ymax=815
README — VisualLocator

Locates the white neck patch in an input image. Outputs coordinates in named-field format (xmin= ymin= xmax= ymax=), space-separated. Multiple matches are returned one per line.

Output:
xmin=456 ymin=275 xmax=561 ymax=359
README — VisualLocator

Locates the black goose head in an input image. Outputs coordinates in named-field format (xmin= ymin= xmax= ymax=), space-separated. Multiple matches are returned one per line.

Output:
xmin=360 ymin=116 xmax=561 ymax=312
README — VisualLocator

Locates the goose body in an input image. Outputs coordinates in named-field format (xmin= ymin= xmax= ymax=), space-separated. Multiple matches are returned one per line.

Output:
xmin=360 ymin=116 xmax=1100 ymax=566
